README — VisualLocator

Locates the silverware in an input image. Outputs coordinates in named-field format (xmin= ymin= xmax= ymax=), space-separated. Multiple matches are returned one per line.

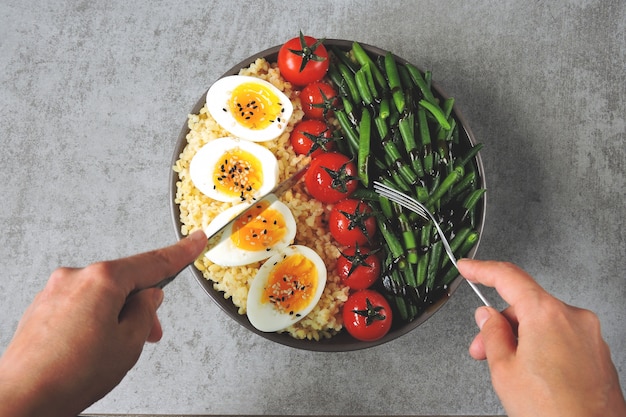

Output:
xmin=144 ymin=163 xmax=310 ymax=294
xmin=372 ymin=181 xmax=492 ymax=307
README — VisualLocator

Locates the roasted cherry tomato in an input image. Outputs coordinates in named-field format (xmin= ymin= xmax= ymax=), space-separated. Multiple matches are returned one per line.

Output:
xmin=290 ymin=119 xmax=335 ymax=157
xmin=277 ymin=32 xmax=329 ymax=86
xmin=300 ymin=82 xmax=339 ymax=120
xmin=337 ymin=245 xmax=381 ymax=290
xmin=329 ymin=199 xmax=376 ymax=247
xmin=343 ymin=289 xmax=393 ymax=342
xmin=304 ymin=152 xmax=358 ymax=204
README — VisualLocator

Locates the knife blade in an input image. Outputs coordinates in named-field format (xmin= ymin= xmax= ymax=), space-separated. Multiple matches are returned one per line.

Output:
xmin=149 ymin=162 xmax=310 ymax=292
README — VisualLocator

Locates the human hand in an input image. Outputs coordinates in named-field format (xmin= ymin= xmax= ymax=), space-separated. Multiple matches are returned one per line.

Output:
xmin=457 ymin=259 xmax=626 ymax=417
xmin=0 ymin=230 xmax=207 ymax=417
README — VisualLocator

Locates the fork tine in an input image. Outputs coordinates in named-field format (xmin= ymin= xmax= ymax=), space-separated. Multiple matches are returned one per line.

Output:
xmin=372 ymin=181 xmax=492 ymax=307
xmin=373 ymin=182 xmax=428 ymax=219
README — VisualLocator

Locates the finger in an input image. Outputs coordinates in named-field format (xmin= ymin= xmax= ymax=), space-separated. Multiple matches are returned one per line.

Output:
xmin=457 ymin=259 xmax=547 ymax=309
xmin=146 ymin=314 xmax=163 ymax=343
xmin=108 ymin=229 xmax=207 ymax=295
xmin=470 ymin=304 xmax=519 ymax=360
xmin=474 ymin=306 xmax=517 ymax=366
xmin=119 ymin=288 xmax=164 ymax=348
xmin=469 ymin=333 xmax=486 ymax=360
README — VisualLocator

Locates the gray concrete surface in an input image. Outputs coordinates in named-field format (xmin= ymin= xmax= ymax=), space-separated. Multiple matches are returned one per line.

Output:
xmin=1 ymin=0 xmax=624 ymax=415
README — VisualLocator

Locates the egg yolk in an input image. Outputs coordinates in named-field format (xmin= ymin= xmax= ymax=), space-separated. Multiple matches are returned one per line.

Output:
xmin=231 ymin=200 xmax=287 ymax=251
xmin=213 ymin=147 xmax=263 ymax=200
xmin=262 ymin=253 xmax=318 ymax=315
xmin=229 ymin=81 xmax=285 ymax=130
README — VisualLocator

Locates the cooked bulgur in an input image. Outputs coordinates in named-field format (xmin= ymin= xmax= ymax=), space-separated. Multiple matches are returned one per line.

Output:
xmin=173 ymin=58 xmax=349 ymax=340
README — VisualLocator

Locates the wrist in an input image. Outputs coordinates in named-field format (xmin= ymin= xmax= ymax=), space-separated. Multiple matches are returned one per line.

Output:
xmin=0 ymin=361 xmax=38 ymax=417
xmin=0 ymin=351 xmax=68 ymax=417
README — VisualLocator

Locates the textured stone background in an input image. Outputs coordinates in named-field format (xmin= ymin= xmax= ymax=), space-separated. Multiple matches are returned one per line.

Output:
xmin=0 ymin=0 xmax=624 ymax=415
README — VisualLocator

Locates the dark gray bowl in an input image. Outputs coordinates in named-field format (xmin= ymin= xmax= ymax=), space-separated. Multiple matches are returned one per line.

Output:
xmin=169 ymin=39 xmax=486 ymax=352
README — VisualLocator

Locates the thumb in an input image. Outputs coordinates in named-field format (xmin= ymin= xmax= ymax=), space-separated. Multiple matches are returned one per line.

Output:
xmin=474 ymin=306 xmax=517 ymax=366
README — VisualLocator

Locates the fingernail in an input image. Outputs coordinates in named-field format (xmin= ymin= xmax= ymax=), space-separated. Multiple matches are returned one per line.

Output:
xmin=187 ymin=229 xmax=206 ymax=242
xmin=475 ymin=306 xmax=491 ymax=329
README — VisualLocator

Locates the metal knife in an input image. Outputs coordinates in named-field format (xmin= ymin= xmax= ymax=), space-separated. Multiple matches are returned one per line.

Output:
xmin=147 ymin=162 xmax=310 ymax=293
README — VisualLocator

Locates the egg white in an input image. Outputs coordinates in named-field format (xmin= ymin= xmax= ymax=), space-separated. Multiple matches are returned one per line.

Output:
xmin=203 ymin=195 xmax=297 ymax=267
xmin=205 ymin=75 xmax=294 ymax=142
xmin=246 ymin=245 xmax=327 ymax=332
xmin=189 ymin=136 xmax=278 ymax=203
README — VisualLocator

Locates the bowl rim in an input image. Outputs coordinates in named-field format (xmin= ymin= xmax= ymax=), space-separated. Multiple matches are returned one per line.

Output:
xmin=168 ymin=39 xmax=486 ymax=352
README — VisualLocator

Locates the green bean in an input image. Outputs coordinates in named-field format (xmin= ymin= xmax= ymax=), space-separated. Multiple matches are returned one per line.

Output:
xmin=405 ymin=63 xmax=437 ymax=104
xmin=350 ymin=187 xmax=379 ymax=201
xmin=441 ymin=231 xmax=480 ymax=285
xmin=440 ymin=227 xmax=471 ymax=269
xmin=416 ymin=185 xmax=429 ymax=203
xmin=378 ymin=195 xmax=394 ymax=218
xmin=352 ymin=41 xmax=387 ymax=92
xmin=335 ymin=110 xmax=360 ymax=153
xmin=426 ymin=240 xmax=443 ymax=290
xmin=389 ymin=268 xmax=410 ymax=320
xmin=398 ymin=114 xmax=417 ymax=151
xmin=424 ymin=70 xmax=432 ymax=89
xmin=425 ymin=166 xmax=464 ymax=208
xmin=362 ymin=62 xmax=379 ymax=99
xmin=441 ymin=264 xmax=460 ymax=286
xmin=341 ymin=97 xmax=358 ymax=126
xmin=374 ymin=115 xmax=389 ymax=140
xmin=417 ymin=106 xmax=433 ymax=175
xmin=329 ymin=45 xmax=359 ymax=73
xmin=384 ymin=51 xmax=405 ymax=114
xmin=438 ymin=118 xmax=457 ymax=142
xmin=398 ymin=113 xmax=425 ymax=178
xmin=419 ymin=99 xmax=451 ymax=130
xmin=358 ymin=108 xmax=371 ymax=186
xmin=444 ymin=171 xmax=476 ymax=203
xmin=441 ymin=97 xmax=455 ymax=119
xmin=354 ymin=66 xmax=373 ymax=105
xmin=380 ymin=132 xmax=420 ymax=187
xmin=462 ymin=188 xmax=486 ymax=212
xmin=461 ymin=188 xmax=486 ymax=227
xmin=379 ymin=97 xmax=391 ymax=119
xmin=398 ymin=65 xmax=413 ymax=95
xmin=377 ymin=217 xmax=405 ymax=263
xmin=395 ymin=210 xmax=418 ymax=265
xmin=338 ymin=63 xmax=360 ymax=103
xmin=454 ymin=143 xmax=484 ymax=170
xmin=395 ymin=159 xmax=421 ymax=187
xmin=416 ymin=251 xmax=429 ymax=287
xmin=416 ymin=223 xmax=433 ymax=286
xmin=457 ymin=230 xmax=479 ymax=258
xmin=328 ymin=64 xmax=349 ymax=99
xmin=381 ymin=169 xmax=411 ymax=193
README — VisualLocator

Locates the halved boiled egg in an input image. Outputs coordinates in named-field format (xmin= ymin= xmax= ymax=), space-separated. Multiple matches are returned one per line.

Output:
xmin=246 ymin=245 xmax=327 ymax=332
xmin=189 ymin=137 xmax=278 ymax=203
xmin=205 ymin=75 xmax=294 ymax=142
xmin=203 ymin=195 xmax=297 ymax=267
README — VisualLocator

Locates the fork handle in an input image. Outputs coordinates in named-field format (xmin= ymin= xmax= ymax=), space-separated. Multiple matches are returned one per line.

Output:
xmin=464 ymin=279 xmax=492 ymax=307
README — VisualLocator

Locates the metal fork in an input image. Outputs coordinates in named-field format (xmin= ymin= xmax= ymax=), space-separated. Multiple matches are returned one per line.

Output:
xmin=372 ymin=181 xmax=492 ymax=307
